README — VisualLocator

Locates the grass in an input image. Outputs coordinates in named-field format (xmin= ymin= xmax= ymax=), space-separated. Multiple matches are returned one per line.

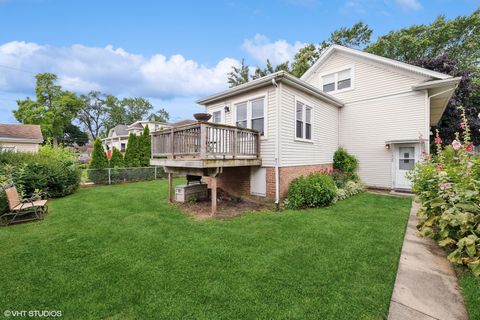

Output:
xmin=0 ymin=180 xmax=411 ymax=319
xmin=459 ymin=270 xmax=480 ymax=320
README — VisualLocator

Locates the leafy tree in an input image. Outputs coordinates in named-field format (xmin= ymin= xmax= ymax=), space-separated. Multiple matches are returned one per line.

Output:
xmin=139 ymin=126 xmax=151 ymax=167
xmin=251 ymin=59 xmax=291 ymax=80
xmin=124 ymin=133 xmax=140 ymax=167
xmin=89 ymin=137 xmax=108 ymax=169
xmin=319 ymin=22 xmax=372 ymax=52
xmin=14 ymin=73 xmax=82 ymax=146
xmin=413 ymin=55 xmax=479 ymax=146
xmin=365 ymin=10 xmax=480 ymax=73
xmin=78 ymin=91 xmax=110 ymax=138
xmin=109 ymin=147 xmax=125 ymax=168
xmin=291 ymin=44 xmax=320 ymax=78
xmin=62 ymin=123 xmax=89 ymax=146
xmin=227 ymin=59 xmax=250 ymax=87
xmin=148 ymin=108 xmax=170 ymax=122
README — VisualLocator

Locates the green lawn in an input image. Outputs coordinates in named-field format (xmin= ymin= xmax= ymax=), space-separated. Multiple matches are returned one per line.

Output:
xmin=0 ymin=180 xmax=411 ymax=319
xmin=459 ymin=271 xmax=480 ymax=320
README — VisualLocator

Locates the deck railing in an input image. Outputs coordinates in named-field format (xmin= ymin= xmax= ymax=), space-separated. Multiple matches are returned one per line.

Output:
xmin=151 ymin=122 xmax=260 ymax=160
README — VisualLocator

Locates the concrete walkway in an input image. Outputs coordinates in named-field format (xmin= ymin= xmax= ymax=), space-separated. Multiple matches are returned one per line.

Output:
xmin=388 ymin=201 xmax=468 ymax=320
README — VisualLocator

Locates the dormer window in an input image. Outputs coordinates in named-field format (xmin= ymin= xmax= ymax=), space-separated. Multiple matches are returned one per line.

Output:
xmin=322 ymin=68 xmax=352 ymax=92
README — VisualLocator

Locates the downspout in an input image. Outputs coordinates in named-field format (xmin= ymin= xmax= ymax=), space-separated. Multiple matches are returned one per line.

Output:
xmin=272 ymin=78 xmax=281 ymax=207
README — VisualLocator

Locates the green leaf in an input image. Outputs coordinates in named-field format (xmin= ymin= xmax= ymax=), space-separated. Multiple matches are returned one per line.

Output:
xmin=468 ymin=260 xmax=480 ymax=277
xmin=438 ymin=237 xmax=456 ymax=247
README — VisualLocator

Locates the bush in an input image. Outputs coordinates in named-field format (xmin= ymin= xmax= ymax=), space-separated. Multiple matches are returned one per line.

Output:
xmin=333 ymin=147 xmax=358 ymax=175
xmin=0 ymin=145 xmax=80 ymax=214
xmin=89 ymin=137 xmax=109 ymax=184
xmin=331 ymin=170 xmax=351 ymax=188
xmin=409 ymin=106 xmax=480 ymax=277
xmin=287 ymin=173 xmax=337 ymax=209
xmin=336 ymin=181 xmax=366 ymax=201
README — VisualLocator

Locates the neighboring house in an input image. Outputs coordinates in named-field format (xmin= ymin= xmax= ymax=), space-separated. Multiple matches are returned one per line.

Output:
xmin=151 ymin=45 xmax=460 ymax=208
xmin=0 ymin=124 xmax=44 ymax=153
xmin=102 ymin=121 xmax=170 ymax=152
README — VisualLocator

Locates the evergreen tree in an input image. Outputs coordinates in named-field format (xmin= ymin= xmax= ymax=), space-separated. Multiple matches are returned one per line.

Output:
xmin=124 ymin=133 xmax=140 ymax=167
xmin=89 ymin=137 xmax=108 ymax=169
xmin=109 ymin=147 xmax=125 ymax=168
xmin=139 ymin=126 xmax=151 ymax=167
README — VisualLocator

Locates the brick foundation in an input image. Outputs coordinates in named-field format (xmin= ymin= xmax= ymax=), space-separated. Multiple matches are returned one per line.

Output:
xmin=204 ymin=164 xmax=333 ymax=201
xmin=266 ymin=164 xmax=333 ymax=200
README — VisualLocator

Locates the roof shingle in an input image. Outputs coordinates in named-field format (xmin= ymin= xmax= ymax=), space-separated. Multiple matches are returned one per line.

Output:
xmin=0 ymin=124 xmax=43 ymax=141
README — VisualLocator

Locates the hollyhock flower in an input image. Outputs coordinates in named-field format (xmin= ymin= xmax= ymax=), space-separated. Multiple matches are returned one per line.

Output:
xmin=437 ymin=164 xmax=443 ymax=173
xmin=434 ymin=137 xmax=442 ymax=145
xmin=466 ymin=144 xmax=474 ymax=152
xmin=452 ymin=140 xmax=462 ymax=150
xmin=460 ymin=122 xmax=465 ymax=129
xmin=439 ymin=182 xmax=451 ymax=191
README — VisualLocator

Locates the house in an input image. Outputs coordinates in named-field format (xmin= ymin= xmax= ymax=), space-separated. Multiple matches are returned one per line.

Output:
xmin=0 ymin=124 xmax=44 ymax=153
xmin=151 ymin=45 xmax=460 ymax=212
xmin=103 ymin=120 xmax=170 ymax=152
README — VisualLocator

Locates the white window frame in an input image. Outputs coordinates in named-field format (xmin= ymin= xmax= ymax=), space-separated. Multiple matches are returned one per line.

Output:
xmin=210 ymin=107 xmax=224 ymax=124
xmin=294 ymin=97 xmax=314 ymax=143
xmin=233 ymin=94 xmax=268 ymax=139
xmin=320 ymin=65 xmax=355 ymax=93
xmin=0 ymin=146 xmax=17 ymax=153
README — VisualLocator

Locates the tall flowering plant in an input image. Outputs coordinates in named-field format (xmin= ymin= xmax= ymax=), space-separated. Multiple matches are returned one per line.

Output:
xmin=409 ymin=105 xmax=480 ymax=277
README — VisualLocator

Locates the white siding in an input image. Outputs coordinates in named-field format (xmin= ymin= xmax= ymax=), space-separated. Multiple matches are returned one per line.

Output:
xmin=339 ymin=92 xmax=426 ymax=188
xmin=304 ymin=52 xmax=430 ymax=103
xmin=0 ymin=141 xmax=39 ymax=153
xmin=205 ymin=87 xmax=277 ymax=166
xmin=279 ymin=84 xmax=339 ymax=166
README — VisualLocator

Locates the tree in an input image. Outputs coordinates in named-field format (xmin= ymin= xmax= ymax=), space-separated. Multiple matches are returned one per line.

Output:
xmin=413 ymin=55 xmax=479 ymax=146
xmin=89 ymin=137 xmax=108 ymax=169
xmin=251 ymin=59 xmax=291 ymax=80
xmin=319 ymin=22 xmax=373 ymax=52
xmin=227 ymin=59 xmax=250 ymax=87
xmin=62 ymin=123 xmax=89 ymax=146
xmin=124 ymin=133 xmax=140 ymax=167
xmin=291 ymin=44 xmax=320 ymax=78
xmin=365 ymin=10 xmax=480 ymax=72
xmin=78 ymin=91 xmax=110 ymax=138
xmin=14 ymin=73 xmax=82 ymax=146
xmin=138 ymin=126 xmax=151 ymax=167
xmin=109 ymin=147 xmax=125 ymax=168
xmin=148 ymin=108 xmax=170 ymax=122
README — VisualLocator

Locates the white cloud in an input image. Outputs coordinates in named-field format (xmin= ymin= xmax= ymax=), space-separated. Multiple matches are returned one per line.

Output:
xmin=395 ymin=0 xmax=421 ymax=11
xmin=0 ymin=41 xmax=240 ymax=99
xmin=242 ymin=34 xmax=306 ymax=65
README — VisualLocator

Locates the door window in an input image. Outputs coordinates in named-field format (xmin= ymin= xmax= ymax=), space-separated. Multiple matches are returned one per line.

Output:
xmin=399 ymin=147 xmax=415 ymax=170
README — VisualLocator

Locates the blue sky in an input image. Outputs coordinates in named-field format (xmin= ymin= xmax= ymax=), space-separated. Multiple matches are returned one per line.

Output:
xmin=0 ymin=0 xmax=478 ymax=124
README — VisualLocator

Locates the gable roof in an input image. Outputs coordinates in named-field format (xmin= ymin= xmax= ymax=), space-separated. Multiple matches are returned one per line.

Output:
xmin=0 ymin=124 xmax=43 ymax=143
xmin=196 ymin=71 xmax=344 ymax=107
xmin=109 ymin=125 xmax=129 ymax=137
xmin=301 ymin=45 xmax=452 ymax=81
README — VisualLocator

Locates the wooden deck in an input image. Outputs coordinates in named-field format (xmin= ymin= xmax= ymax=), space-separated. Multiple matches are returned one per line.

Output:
xmin=150 ymin=122 xmax=261 ymax=169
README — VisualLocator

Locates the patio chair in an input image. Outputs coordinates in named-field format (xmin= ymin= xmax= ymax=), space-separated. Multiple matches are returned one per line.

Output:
xmin=0 ymin=186 xmax=48 ymax=226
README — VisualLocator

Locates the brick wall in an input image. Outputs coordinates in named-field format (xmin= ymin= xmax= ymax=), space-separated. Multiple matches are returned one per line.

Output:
xmin=266 ymin=164 xmax=333 ymax=200
xmin=203 ymin=167 xmax=251 ymax=196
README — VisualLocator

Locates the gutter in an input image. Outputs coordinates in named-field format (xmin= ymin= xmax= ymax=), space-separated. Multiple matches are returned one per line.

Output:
xmin=273 ymin=79 xmax=281 ymax=206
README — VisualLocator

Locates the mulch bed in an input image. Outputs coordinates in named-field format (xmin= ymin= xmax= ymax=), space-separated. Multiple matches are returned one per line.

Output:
xmin=178 ymin=188 xmax=269 ymax=219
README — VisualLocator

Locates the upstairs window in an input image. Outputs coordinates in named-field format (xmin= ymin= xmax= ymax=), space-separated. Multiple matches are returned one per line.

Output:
xmin=322 ymin=68 xmax=352 ymax=92
xmin=235 ymin=98 xmax=265 ymax=136
xmin=296 ymin=101 xmax=312 ymax=140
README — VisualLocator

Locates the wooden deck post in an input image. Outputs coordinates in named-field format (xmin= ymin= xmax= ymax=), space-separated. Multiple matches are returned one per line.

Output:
xmin=211 ymin=176 xmax=217 ymax=216
xmin=168 ymin=173 xmax=173 ymax=203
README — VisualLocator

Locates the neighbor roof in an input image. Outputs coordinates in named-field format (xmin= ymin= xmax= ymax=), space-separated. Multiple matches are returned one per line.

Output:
xmin=109 ymin=125 xmax=129 ymax=137
xmin=196 ymin=71 xmax=344 ymax=107
xmin=301 ymin=45 xmax=452 ymax=81
xmin=0 ymin=124 xmax=43 ymax=143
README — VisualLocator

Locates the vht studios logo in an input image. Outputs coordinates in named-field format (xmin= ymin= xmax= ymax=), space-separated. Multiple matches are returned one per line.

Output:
xmin=3 ymin=310 xmax=62 ymax=318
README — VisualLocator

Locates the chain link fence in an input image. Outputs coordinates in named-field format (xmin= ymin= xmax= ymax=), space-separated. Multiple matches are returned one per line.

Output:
xmin=80 ymin=167 xmax=166 ymax=185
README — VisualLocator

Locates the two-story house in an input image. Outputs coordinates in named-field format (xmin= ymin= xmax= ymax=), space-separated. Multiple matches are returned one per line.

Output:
xmin=151 ymin=45 xmax=460 ymax=212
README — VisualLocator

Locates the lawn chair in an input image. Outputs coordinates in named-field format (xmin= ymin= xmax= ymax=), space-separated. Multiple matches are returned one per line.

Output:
xmin=0 ymin=186 xmax=48 ymax=226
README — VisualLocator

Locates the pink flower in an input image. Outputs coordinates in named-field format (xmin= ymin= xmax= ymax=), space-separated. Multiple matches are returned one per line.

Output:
xmin=437 ymin=163 xmax=443 ymax=173
xmin=439 ymin=182 xmax=451 ymax=191
xmin=435 ymin=137 xmax=442 ymax=145
xmin=452 ymin=140 xmax=462 ymax=150
xmin=460 ymin=122 xmax=465 ymax=129
xmin=466 ymin=144 xmax=474 ymax=152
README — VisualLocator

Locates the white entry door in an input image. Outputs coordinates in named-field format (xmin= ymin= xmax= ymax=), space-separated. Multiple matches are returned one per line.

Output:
xmin=394 ymin=144 xmax=419 ymax=190
xmin=250 ymin=167 xmax=266 ymax=196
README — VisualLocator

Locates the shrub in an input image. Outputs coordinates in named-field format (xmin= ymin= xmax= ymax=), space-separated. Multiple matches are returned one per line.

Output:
xmin=331 ymin=170 xmax=350 ymax=188
xmin=124 ymin=133 xmax=140 ymax=167
xmin=336 ymin=181 xmax=366 ymax=201
xmin=0 ymin=145 xmax=80 ymax=214
xmin=287 ymin=173 xmax=337 ymax=209
xmin=409 ymin=106 xmax=480 ymax=277
xmin=333 ymin=147 xmax=358 ymax=175
xmin=88 ymin=137 xmax=109 ymax=184
xmin=109 ymin=147 xmax=125 ymax=168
